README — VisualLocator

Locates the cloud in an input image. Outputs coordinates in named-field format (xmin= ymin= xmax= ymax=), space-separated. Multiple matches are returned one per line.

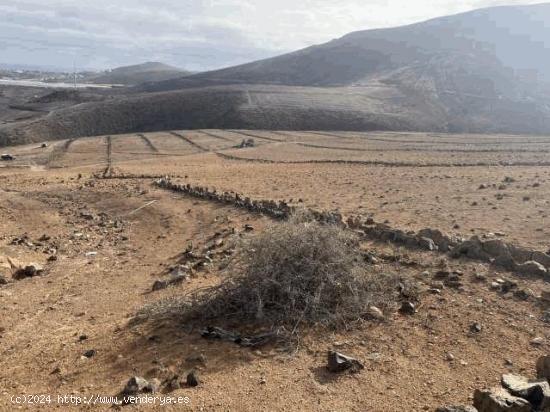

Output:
xmin=0 ymin=0 xmax=539 ymax=71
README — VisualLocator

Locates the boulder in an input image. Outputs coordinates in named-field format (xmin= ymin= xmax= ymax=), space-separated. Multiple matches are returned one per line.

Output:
xmin=537 ymin=356 xmax=550 ymax=382
xmin=473 ymin=387 xmax=531 ymax=411
xmin=516 ymin=261 xmax=548 ymax=278
xmin=501 ymin=373 xmax=550 ymax=410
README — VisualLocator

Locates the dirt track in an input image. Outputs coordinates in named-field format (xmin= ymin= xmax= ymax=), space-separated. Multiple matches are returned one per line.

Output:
xmin=0 ymin=130 xmax=549 ymax=411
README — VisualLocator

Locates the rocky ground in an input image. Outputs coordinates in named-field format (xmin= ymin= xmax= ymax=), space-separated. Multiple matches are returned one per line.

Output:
xmin=0 ymin=130 xmax=549 ymax=411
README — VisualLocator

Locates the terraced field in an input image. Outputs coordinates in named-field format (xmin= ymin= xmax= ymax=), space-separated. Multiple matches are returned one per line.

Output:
xmin=1 ymin=129 xmax=549 ymax=411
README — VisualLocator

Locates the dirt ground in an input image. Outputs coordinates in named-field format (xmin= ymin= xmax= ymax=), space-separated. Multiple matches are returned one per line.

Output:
xmin=0 ymin=130 xmax=548 ymax=411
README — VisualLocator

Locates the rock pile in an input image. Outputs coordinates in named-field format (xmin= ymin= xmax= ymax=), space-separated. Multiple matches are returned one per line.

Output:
xmin=154 ymin=178 xmax=344 ymax=224
xmin=154 ymin=178 xmax=550 ymax=279
xmin=439 ymin=356 xmax=550 ymax=412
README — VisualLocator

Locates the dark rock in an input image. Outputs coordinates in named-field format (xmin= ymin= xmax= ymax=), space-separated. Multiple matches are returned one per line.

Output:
xmin=326 ymin=351 xmax=364 ymax=373
xmin=537 ymin=356 xmax=550 ymax=382
xmin=500 ymin=279 xmax=518 ymax=294
xmin=513 ymin=289 xmax=535 ymax=301
xmin=473 ymin=387 xmax=531 ymax=411
xmin=83 ymin=349 xmax=96 ymax=358
xmin=13 ymin=263 xmax=44 ymax=280
xmin=186 ymin=370 xmax=200 ymax=387
xmin=434 ymin=270 xmax=451 ymax=280
xmin=399 ymin=301 xmax=416 ymax=315
xmin=152 ymin=280 xmax=168 ymax=291
xmin=470 ymin=322 xmax=483 ymax=333
xmin=501 ymin=373 xmax=550 ymax=410
xmin=243 ymin=224 xmax=254 ymax=232
xmin=0 ymin=274 xmax=7 ymax=285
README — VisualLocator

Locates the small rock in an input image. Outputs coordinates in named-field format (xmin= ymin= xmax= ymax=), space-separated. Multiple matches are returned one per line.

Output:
xmin=187 ymin=370 xmax=200 ymax=387
xmin=446 ymin=352 xmax=455 ymax=361
xmin=531 ymin=337 xmax=545 ymax=346
xmin=470 ymin=322 xmax=483 ymax=333
xmin=431 ymin=281 xmax=445 ymax=289
xmin=0 ymin=274 xmax=7 ymax=285
xmin=399 ymin=301 xmax=416 ymax=315
xmin=366 ymin=305 xmax=385 ymax=321
xmin=513 ymin=288 xmax=535 ymax=301
xmin=83 ymin=349 xmax=96 ymax=358
xmin=490 ymin=282 xmax=501 ymax=290
xmin=473 ymin=273 xmax=487 ymax=282
xmin=243 ymin=224 xmax=254 ymax=232
xmin=152 ymin=280 xmax=168 ymax=291
xmin=326 ymin=351 xmax=364 ymax=373
xmin=122 ymin=376 xmax=158 ymax=396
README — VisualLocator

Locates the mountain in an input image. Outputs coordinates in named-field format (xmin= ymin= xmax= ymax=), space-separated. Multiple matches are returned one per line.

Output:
xmin=87 ymin=62 xmax=191 ymax=86
xmin=2 ymin=4 xmax=550 ymax=146
xmin=143 ymin=3 xmax=550 ymax=92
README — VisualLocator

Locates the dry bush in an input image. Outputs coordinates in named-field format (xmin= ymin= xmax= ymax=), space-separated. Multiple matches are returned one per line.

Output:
xmin=175 ymin=213 xmax=400 ymax=331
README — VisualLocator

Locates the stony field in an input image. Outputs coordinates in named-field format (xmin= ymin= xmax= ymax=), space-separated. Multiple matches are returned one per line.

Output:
xmin=0 ymin=130 xmax=549 ymax=411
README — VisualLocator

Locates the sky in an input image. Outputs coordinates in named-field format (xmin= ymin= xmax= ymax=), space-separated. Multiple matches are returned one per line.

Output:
xmin=0 ymin=0 xmax=540 ymax=72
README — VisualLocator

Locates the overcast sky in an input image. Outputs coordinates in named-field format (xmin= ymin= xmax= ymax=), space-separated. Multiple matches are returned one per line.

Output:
xmin=0 ymin=0 xmax=540 ymax=72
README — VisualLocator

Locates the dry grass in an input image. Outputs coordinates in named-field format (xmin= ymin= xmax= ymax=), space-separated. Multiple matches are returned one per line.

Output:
xmin=168 ymin=213 xmax=401 ymax=334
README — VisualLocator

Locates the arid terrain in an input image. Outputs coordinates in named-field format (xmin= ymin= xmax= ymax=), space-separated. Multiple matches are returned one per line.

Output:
xmin=0 ymin=130 xmax=549 ymax=411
